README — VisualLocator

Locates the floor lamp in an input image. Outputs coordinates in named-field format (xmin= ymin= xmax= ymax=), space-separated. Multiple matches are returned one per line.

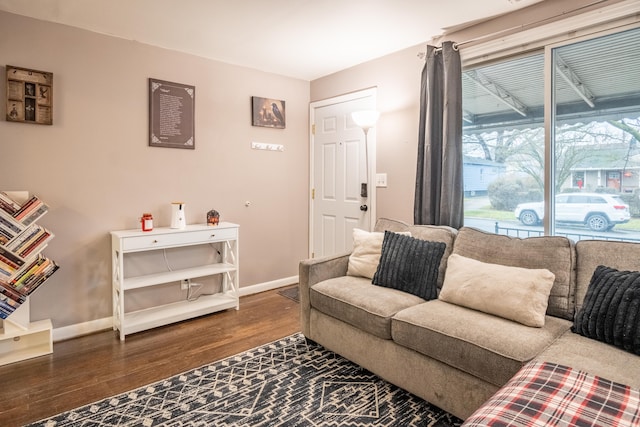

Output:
xmin=351 ymin=110 xmax=380 ymax=211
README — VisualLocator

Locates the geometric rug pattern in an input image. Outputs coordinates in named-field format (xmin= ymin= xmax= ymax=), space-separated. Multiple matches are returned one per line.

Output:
xmin=28 ymin=333 xmax=462 ymax=426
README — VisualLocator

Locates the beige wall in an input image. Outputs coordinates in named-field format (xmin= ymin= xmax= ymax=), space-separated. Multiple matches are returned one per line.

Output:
xmin=0 ymin=11 xmax=310 ymax=329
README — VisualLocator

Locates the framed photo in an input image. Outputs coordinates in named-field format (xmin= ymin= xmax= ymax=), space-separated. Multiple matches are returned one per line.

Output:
xmin=149 ymin=78 xmax=195 ymax=149
xmin=5 ymin=65 xmax=53 ymax=125
xmin=252 ymin=96 xmax=285 ymax=129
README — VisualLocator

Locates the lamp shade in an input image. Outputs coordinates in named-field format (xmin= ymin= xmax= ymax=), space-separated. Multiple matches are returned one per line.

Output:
xmin=351 ymin=110 xmax=380 ymax=130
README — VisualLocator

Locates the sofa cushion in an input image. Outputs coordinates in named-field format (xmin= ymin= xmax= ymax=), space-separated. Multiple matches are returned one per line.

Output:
xmin=372 ymin=231 xmax=446 ymax=300
xmin=575 ymin=240 xmax=640 ymax=313
xmin=310 ymin=276 xmax=425 ymax=340
xmin=346 ymin=228 xmax=411 ymax=279
xmin=572 ymin=265 xmax=640 ymax=355
xmin=439 ymin=254 xmax=555 ymax=327
xmin=392 ymin=299 xmax=572 ymax=387
xmin=374 ymin=218 xmax=457 ymax=288
xmin=537 ymin=330 xmax=640 ymax=390
xmin=452 ymin=227 xmax=575 ymax=320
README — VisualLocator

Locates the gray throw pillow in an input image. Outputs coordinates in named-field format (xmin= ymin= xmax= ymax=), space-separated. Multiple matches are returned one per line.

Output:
xmin=372 ymin=231 xmax=445 ymax=300
xmin=573 ymin=265 xmax=640 ymax=355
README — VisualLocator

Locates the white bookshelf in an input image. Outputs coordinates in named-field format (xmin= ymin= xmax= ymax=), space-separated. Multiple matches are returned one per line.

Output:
xmin=0 ymin=190 xmax=57 ymax=365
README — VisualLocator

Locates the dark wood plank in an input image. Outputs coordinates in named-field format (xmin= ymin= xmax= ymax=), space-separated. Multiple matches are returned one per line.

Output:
xmin=0 ymin=287 xmax=300 ymax=426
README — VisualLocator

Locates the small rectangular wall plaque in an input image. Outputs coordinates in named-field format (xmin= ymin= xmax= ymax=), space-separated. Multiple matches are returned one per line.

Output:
xmin=6 ymin=65 xmax=53 ymax=125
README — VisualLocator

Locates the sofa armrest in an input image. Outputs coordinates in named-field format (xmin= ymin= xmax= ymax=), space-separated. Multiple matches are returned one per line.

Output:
xmin=299 ymin=252 xmax=350 ymax=336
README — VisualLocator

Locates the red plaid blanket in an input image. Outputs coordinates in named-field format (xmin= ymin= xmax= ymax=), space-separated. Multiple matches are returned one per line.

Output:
xmin=463 ymin=361 xmax=640 ymax=426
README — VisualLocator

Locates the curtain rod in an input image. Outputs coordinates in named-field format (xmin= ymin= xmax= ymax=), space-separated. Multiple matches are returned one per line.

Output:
xmin=417 ymin=0 xmax=610 ymax=58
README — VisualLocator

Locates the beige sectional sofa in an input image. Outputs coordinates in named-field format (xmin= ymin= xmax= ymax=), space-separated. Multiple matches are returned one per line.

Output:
xmin=299 ymin=218 xmax=640 ymax=421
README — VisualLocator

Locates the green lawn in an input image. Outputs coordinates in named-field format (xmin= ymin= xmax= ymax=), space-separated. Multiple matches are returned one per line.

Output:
xmin=464 ymin=208 xmax=640 ymax=231
xmin=464 ymin=209 xmax=514 ymax=221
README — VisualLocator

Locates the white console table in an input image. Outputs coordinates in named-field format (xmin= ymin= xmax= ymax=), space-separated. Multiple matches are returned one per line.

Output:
xmin=110 ymin=222 xmax=239 ymax=340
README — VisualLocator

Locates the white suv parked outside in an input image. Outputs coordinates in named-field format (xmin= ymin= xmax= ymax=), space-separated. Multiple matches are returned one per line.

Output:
xmin=514 ymin=193 xmax=631 ymax=232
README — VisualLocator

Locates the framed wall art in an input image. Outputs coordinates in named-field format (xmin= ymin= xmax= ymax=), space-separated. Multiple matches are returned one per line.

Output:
xmin=252 ymin=96 xmax=285 ymax=129
xmin=149 ymin=78 xmax=195 ymax=149
xmin=6 ymin=65 xmax=53 ymax=125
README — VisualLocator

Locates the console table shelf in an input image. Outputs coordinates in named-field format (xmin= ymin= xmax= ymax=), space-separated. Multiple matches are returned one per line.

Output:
xmin=123 ymin=263 xmax=236 ymax=290
xmin=121 ymin=293 xmax=238 ymax=337
xmin=111 ymin=223 xmax=239 ymax=340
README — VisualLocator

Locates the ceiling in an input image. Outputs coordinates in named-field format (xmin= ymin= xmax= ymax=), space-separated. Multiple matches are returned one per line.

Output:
xmin=0 ymin=0 xmax=543 ymax=81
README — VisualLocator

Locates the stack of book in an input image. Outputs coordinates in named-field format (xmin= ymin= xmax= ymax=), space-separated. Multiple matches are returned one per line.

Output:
xmin=0 ymin=192 xmax=58 ymax=319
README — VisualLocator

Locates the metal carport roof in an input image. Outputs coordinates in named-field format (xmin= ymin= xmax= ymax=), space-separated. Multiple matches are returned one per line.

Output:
xmin=462 ymin=26 xmax=640 ymax=134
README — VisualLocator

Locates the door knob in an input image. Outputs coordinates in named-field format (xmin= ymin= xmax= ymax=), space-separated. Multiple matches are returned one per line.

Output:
xmin=360 ymin=205 xmax=368 ymax=212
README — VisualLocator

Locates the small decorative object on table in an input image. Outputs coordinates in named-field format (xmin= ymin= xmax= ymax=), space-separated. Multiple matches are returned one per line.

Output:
xmin=207 ymin=209 xmax=220 ymax=226
xmin=170 ymin=202 xmax=186 ymax=229
xmin=140 ymin=213 xmax=153 ymax=231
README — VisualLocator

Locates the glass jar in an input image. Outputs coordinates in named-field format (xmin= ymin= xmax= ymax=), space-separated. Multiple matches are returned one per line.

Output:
xmin=141 ymin=213 xmax=153 ymax=232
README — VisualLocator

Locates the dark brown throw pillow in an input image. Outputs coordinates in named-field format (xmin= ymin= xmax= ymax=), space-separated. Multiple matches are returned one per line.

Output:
xmin=573 ymin=265 xmax=640 ymax=355
xmin=372 ymin=231 xmax=445 ymax=300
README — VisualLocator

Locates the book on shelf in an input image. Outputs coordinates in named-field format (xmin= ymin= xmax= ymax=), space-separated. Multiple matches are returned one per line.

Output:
xmin=13 ymin=195 xmax=40 ymax=217
xmin=0 ymin=263 xmax=13 ymax=278
xmin=18 ymin=229 xmax=52 ymax=258
xmin=0 ymin=294 xmax=19 ymax=318
xmin=0 ymin=257 xmax=19 ymax=273
xmin=14 ymin=197 xmax=49 ymax=226
xmin=0 ymin=279 xmax=27 ymax=304
xmin=17 ymin=261 xmax=58 ymax=296
xmin=0 ymin=228 xmax=11 ymax=245
xmin=0 ymin=245 xmax=25 ymax=268
xmin=20 ymin=203 xmax=49 ymax=226
xmin=5 ymin=224 xmax=52 ymax=258
xmin=0 ymin=194 xmax=49 ymax=227
xmin=0 ymin=192 xmax=20 ymax=216
xmin=0 ymin=209 xmax=24 ymax=238
xmin=0 ymin=256 xmax=59 ymax=318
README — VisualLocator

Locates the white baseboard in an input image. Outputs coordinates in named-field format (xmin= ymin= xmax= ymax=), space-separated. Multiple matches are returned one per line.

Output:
xmin=53 ymin=317 xmax=114 ymax=342
xmin=52 ymin=275 xmax=299 ymax=342
xmin=238 ymin=275 xmax=298 ymax=297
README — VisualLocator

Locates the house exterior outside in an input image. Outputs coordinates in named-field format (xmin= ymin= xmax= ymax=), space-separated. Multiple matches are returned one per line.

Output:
xmin=569 ymin=145 xmax=640 ymax=193
xmin=463 ymin=157 xmax=506 ymax=196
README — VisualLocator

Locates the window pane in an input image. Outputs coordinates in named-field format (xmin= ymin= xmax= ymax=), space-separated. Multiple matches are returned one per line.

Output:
xmin=462 ymin=53 xmax=545 ymax=237
xmin=552 ymin=27 xmax=640 ymax=241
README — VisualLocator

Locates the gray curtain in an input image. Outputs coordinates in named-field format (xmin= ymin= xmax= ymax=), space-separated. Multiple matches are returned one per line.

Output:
xmin=414 ymin=41 xmax=463 ymax=228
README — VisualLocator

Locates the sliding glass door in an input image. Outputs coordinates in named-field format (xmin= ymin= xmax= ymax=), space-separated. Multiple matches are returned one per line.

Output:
xmin=462 ymin=25 xmax=640 ymax=242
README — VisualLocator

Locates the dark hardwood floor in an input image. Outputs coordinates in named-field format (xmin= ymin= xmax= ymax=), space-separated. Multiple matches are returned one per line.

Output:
xmin=0 ymin=287 xmax=300 ymax=426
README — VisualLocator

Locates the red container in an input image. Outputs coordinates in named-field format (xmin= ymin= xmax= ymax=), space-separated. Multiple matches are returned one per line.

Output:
xmin=141 ymin=213 xmax=153 ymax=232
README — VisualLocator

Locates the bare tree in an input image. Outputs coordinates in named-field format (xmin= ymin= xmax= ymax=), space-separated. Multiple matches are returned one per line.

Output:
xmin=463 ymin=118 xmax=640 ymax=193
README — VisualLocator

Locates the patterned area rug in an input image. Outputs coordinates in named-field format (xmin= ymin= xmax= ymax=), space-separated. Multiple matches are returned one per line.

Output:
xmin=29 ymin=333 xmax=462 ymax=426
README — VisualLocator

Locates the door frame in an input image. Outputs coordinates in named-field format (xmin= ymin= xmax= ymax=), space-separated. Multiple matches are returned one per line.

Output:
xmin=308 ymin=87 xmax=378 ymax=258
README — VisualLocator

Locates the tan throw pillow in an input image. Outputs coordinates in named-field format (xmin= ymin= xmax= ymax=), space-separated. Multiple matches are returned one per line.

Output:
xmin=439 ymin=254 xmax=555 ymax=327
xmin=347 ymin=229 xmax=410 ymax=279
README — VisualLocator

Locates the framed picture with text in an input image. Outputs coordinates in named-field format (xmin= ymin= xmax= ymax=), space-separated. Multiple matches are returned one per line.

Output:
xmin=149 ymin=78 xmax=195 ymax=149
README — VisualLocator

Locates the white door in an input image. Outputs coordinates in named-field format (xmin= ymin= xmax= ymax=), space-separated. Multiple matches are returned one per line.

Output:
xmin=309 ymin=89 xmax=377 ymax=258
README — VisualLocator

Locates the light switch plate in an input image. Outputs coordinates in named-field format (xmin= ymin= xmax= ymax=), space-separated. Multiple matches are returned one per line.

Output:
xmin=376 ymin=173 xmax=388 ymax=187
